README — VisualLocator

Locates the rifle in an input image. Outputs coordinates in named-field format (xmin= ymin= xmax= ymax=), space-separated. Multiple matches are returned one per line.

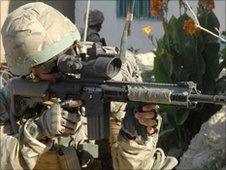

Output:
xmin=9 ymin=43 xmax=226 ymax=141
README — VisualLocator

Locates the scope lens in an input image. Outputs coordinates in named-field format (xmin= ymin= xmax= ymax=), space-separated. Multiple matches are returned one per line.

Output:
xmin=106 ymin=58 xmax=121 ymax=78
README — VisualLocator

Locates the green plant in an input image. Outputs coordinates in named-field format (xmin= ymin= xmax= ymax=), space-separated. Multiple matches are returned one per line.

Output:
xmin=151 ymin=0 xmax=226 ymax=156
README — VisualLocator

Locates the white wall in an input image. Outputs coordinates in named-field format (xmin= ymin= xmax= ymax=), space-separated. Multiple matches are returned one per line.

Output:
xmin=75 ymin=0 xmax=225 ymax=53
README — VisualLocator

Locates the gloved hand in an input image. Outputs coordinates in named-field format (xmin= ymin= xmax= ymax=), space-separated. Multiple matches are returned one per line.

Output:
xmin=36 ymin=101 xmax=82 ymax=139
xmin=122 ymin=103 xmax=159 ymax=141
xmin=134 ymin=104 xmax=158 ymax=135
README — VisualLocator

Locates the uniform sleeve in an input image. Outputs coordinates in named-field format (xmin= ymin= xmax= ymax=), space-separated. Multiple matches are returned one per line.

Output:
xmin=0 ymin=87 xmax=52 ymax=170
xmin=111 ymin=136 xmax=156 ymax=169
xmin=111 ymin=116 xmax=162 ymax=170
xmin=111 ymin=51 xmax=158 ymax=169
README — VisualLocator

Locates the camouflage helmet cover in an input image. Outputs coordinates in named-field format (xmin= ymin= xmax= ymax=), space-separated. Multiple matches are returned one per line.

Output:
xmin=1 ymin=2 xmax=81 ymax=75
xmin=88 ymin=9 xmax=104 ymax=26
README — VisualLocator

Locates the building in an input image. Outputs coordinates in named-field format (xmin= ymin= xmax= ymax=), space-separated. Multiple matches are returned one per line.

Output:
xmin=75 ymin=0 xmax=226 ymax=53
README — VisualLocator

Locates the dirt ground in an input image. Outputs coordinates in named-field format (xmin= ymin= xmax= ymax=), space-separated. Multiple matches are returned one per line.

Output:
xmin=177 ymin=106 xmax=226 ymax=169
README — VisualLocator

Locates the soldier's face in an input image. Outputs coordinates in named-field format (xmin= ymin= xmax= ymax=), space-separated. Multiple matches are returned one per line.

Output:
xmin=32 ymin=66 xmax=61 ymax=81
xmin=32 ymin=60 xmax=61 ymax=81
xmin=31 ymin=48 xmax=76 ymax=81
xmin=32 ymin=57 xmax=61 ymax=81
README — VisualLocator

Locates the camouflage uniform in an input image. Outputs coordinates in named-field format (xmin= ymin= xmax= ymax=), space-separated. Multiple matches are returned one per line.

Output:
xmin=0 ymin=2 xmax=177 ymax=170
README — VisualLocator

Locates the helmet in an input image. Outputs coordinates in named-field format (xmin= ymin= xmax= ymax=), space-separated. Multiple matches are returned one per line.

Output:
xmin=1 ymin=2 xmax=81 ymax=75
xmin=88 ymin=10 xmax=104 ymax=26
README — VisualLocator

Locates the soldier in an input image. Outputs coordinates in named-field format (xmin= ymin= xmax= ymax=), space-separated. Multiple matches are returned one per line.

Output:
xmin=82 ymin=9 xmax=106 ymax=45
xmin=0 ymin=2 xmax=177 ymax=170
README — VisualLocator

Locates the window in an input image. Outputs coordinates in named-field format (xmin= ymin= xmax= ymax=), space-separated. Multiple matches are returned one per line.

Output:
xmin=117 ymin=0 xmax=153 ymax=19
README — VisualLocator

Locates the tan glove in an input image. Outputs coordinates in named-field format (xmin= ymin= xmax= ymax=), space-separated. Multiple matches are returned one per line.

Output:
xmin=36 ymin=104 xmax=81 ymax=139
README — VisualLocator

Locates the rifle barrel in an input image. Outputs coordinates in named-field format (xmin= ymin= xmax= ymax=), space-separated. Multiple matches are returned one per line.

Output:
xmin=189 ymin=94 xmax=226 ymax=105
